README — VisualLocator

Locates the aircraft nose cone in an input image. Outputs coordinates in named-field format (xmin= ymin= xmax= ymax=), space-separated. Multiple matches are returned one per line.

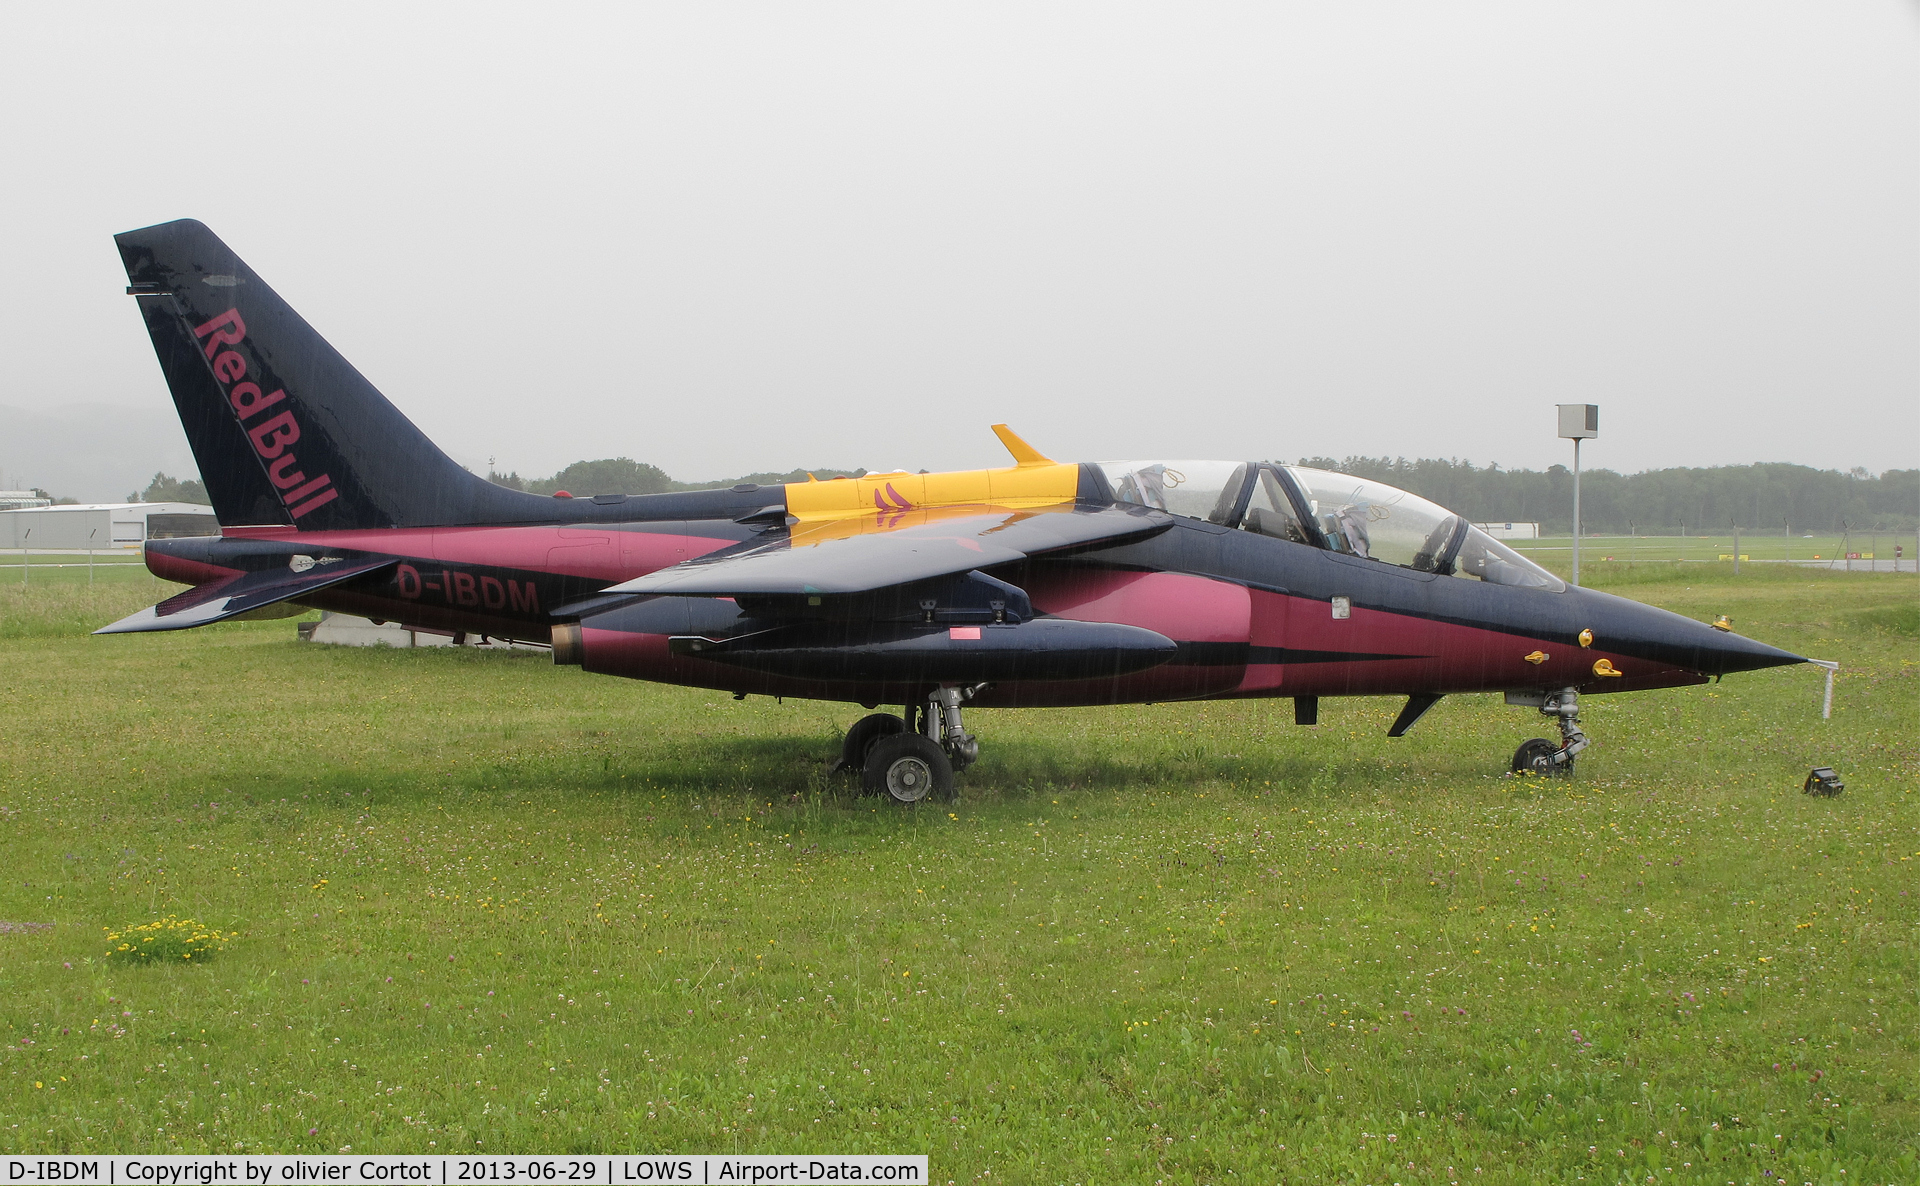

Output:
xmin=1570 ymin=587 xmax=1805 ymax=676
xmin=1687 ymin=627 xmax=1806 ymax=676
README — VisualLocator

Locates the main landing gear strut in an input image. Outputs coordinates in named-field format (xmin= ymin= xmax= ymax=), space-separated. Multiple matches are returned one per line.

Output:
xmin=1510 ymin=687 xmax=1590 ymax=776
xmin=836 ymin=685 xmax=983 ymax=804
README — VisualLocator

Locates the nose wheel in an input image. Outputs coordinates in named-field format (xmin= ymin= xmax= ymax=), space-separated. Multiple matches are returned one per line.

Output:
xmin=1510 ymin=737 xmax=1564 ymax=776
xmin=1510 ymin=688 xmax=1588 ymax=776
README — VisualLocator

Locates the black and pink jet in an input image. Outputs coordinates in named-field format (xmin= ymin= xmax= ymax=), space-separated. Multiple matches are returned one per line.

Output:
xmin=102 ymin=220 xmax=1804 ymax=803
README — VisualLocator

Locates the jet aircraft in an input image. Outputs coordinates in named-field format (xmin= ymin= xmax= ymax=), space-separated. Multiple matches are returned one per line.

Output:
xmin=101 ymin=220 xmax=1805 ymax=803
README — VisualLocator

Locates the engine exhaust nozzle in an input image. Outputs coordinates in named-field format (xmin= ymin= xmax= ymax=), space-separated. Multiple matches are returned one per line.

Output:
xmin=552 ymin=621 xmax=583 ymax=665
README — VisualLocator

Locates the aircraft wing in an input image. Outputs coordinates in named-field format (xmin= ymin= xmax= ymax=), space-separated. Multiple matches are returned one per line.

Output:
xmin=603 ymin=504 xmax=1172 ymax=599
xmin=94 ymin=556 xmax=398 ymax=634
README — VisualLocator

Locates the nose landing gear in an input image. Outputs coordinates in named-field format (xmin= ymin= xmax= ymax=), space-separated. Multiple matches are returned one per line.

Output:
xmin=840 ymin=685 xmax=984 ymax=803
xmin=1510 ymin=687 xmax=1589 ymax=776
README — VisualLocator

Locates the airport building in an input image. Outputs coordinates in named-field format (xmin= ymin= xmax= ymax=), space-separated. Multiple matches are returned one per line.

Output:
xmin=0 ymin=501 xmax=218 ymax=550
xmin=1473 ymin=522 xmax=1540 ymax=540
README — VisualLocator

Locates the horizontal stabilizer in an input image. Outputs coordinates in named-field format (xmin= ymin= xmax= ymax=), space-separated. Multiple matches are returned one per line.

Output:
xmin=94 ymin=556 xmax=397 ymax=634
xmin=604 ymin=504 xmax=1171 ymax=600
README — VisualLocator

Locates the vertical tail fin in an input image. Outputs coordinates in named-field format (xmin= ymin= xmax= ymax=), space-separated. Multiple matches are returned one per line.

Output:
xmin=116 ymin=219 xmax=541 ymax=530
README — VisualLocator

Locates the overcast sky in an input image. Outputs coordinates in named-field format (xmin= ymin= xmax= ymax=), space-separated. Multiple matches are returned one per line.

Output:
xmin=1 ymin=3 xmax=1913 ymax=492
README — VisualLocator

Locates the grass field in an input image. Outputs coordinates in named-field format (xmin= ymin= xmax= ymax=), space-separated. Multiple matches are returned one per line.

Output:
xmin=0 ymin=560 xmax=1915 ymax=1184
xmin=1508 ymin=535 xmax=1917 ymax=569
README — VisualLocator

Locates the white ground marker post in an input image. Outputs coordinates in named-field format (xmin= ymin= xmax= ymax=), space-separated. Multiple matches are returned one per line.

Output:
xmin=1808 ymin=659 xmax=1839 ymax=720
xmin=1557 ymin=404 xmax=1599 ymax=586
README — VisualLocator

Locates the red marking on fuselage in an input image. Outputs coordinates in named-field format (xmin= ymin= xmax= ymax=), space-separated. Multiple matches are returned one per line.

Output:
xmin=215 ymin=526 xmax=730 ymax=572
xmin=142 ymin=548 xmax=240 ymax=588
xmin=1028 ymin=569 xmax=1251 ymax=644
xmin=183 ymin=525 xmax=729 ymax=633
xmin=1015 ymin=568 xmax=1252 ymax=702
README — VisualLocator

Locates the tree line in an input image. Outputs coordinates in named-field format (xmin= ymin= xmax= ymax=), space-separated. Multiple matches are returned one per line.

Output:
xmin=1291 ymin=457 xmax=1917 ymax=534
xmin=485 ymin=458 xmax=866 ymax=498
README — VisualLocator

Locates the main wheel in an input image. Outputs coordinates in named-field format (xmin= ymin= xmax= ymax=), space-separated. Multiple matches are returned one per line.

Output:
xmin=1510 ymin=737 xmax=1567 ymax=776
xmin=862 ymin=733 xmax=955 ymax=804
xmin=838 ymin=713 xmax=907 ymax=775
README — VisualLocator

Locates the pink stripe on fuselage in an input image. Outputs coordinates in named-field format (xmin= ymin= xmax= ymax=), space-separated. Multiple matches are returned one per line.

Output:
xmin=1026 ymin=569 xmax=1251 ymax=642
xmin=214 ymin=524 xmax=733 ymax=582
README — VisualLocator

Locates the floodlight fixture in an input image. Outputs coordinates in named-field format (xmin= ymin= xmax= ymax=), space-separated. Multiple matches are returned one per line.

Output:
xmin=1557 ymin=404 xmax=1598 ymax=440
xmin=1556 ymin=404 xmax=1598 ymax=584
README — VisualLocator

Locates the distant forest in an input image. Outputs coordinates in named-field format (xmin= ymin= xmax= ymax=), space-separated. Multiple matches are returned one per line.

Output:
xmin=489 ymin=456 xmax=1916 ymax=534
xmin=1290 ymin=457 xmax=1917 ymax=534
xmin=486 ymin=459 xmax=868 ymax=499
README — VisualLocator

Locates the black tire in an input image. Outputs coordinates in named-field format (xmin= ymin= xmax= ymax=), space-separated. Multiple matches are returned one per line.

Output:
xmin=839 ymin=713 xmax=907 ymax=775
xmin=1510 ymin=737 xmax=1567 ymax=776
xmin=862 ymin=733 xmax=955 ymax=804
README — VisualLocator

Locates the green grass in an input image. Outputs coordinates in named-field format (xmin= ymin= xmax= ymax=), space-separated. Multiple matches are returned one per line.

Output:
xmin=0 ymin=559 xmax=166 ymax=640
xmin=1847 ymin=601 xmax=1919 ymax=639
xmin=1510 ymin=533 xmax=1916 ymax=568
xmin=0 ymin=563 xmax=1915 ymax=1184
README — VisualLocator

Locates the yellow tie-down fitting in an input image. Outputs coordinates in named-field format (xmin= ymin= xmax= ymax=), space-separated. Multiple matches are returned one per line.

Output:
xmin=1591 ymin=658 xmax=1623 ymax=678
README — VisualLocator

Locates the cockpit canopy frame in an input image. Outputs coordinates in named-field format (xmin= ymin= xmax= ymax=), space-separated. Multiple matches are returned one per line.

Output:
xmin=1095 ymin=459 xmax=1564 ymax=592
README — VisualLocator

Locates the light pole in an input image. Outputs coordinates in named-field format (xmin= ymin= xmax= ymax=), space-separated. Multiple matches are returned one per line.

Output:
xmin=1557 ymin=404 xmax=1598 ymax=586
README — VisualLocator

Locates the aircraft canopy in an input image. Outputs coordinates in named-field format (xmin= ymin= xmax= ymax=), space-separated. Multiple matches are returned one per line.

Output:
xmin=1096 ymin=460 xmax=1564 ymax=592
